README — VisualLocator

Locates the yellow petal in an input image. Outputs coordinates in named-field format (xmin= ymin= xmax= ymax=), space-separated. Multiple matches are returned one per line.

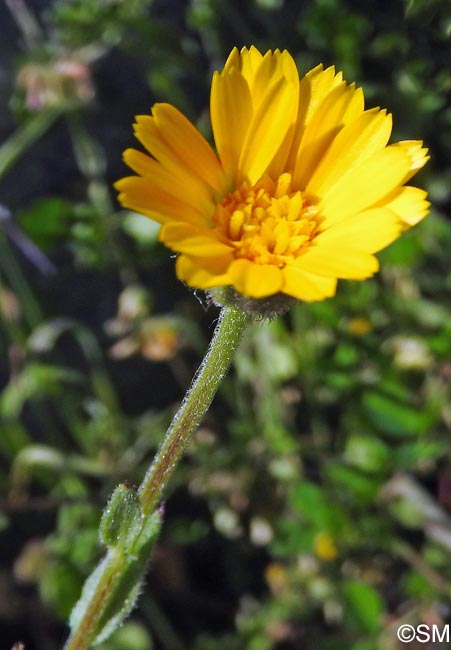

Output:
xmin=318 ymin=146 xmax=411 ymax=227
xmin=211 ymin=49 xmax=300 ymax=184
xmin=175 ymin=254 xmax=233 ymax=288
xmin=228 ymin=259 xmax=283 ymax=297
xmin=296 ymin=245 xmax=380 ymax=279
xmin=133 ymin=115 xmax=217 ymax=207
xmin=123 ymin=148 xmax=214 ymax=216
xmin=389 ymin=140 xmax=430 ymax=182
xmin=264 ymin=118 xmax=299 ymax=180
xmin=316 ymin=208 xmax=401 ymax=253
xmin=160 ymin=222 xmax=233 ymax=256
xmin=211 ymin=66 xmax=253 ymax=181
xmin=299 ymin=64 xmax=344 ymax=126
xmin=115 ymin=176 xmax=204 ymax=224
xmin=379 ymin=186 xmax=430 ymax=227
xmin=134 ymin=106 xmax=226 ymax=197
xmin=251 ymin=49 xmax=299 ymax=105
xmin=285 ymin=64 xmax=344 ymax=170
xmin=226 ymin=46 xmax=263 ymax=83
xmin=253 ymin=51 xmax=301 ymax=178
xmin=307 ymin=108 xmax=392 ymax=198
xmin=293 ymin=81 xmax=365 ymax=189
xmin=222 ymin=46 xmax=241 ymax=72
xmin=152 ymin=103 xmax=227 ymax=194
xmin=282 ymin=266 xmax=337 ymax=301
xmin=238 ymin=75 xmax=299 ymax=185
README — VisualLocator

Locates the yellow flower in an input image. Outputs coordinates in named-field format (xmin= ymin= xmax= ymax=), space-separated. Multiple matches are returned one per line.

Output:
xmin=313 ymin=531 xmax=338 ymax=561
xmin=116 ymin=47 xmax=429 ymax=304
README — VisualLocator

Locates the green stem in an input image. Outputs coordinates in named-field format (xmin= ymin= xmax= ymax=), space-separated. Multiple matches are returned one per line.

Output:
xmin=63 ymin=306 xmax=250 ymax=650
xmin=0 ymin=109 xmax=60 ymax=181
xmin=139 ymin=306 xmax=250 ymax=514
xmin=0 ymin=229 xmax=42 ymax=328
xmin=64 ymin=551 xmax=123 ymax=650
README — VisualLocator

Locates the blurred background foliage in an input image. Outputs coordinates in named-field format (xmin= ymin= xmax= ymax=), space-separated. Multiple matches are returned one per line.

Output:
xmin=0 ymin=0 xmax=450 ymax=649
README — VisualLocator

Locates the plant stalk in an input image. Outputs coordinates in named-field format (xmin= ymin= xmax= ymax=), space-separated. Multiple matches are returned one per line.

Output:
xmin=139 ymin=306 xmax=250 ymax=514
xmin=0 ymin=109 xmax=60 ymax=181
xmin=63 ymin=552 xmax=123 ymax=650
xmin=63 ymin=306 xmax=250 ymax=650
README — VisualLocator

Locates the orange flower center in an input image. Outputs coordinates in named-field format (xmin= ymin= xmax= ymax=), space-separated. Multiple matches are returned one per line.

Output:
xmin=213 ymin=173 xmax=321 ymax=266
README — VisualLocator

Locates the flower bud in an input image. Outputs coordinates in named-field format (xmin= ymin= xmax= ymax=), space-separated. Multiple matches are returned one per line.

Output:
xmin=99 ymin=484 xmax=143 ymax=549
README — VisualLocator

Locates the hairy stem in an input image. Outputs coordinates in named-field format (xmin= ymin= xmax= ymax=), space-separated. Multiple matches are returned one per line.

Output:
xmin=139 ymin=306 xmax=250 ymax=513
xmin=63 ymin=306 xmax=250 ymax=650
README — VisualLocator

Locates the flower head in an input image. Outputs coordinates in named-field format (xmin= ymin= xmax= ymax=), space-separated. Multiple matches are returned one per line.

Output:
xmin=116 ymin=47 xmax=429 ymax=308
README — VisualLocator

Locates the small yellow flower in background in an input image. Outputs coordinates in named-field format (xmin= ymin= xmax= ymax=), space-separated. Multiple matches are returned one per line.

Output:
xmin=314 ymin=531 xmax=338 ymax=561
xmin=116 ymin=46 xmax=429 ymax=304
xmin=265 ymin=562 xmax=290 ymax=594
xmin=346 ymin=317 xmax=373 ymax=336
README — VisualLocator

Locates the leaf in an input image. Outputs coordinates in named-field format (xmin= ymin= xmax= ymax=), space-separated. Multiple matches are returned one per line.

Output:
xmin=362 ymin=391 xmax=435 ymax=437
xmin=69 ymin=510 xmax=162 ymax=646
xmin=326 ymin=464 xmax=380 ymax=504
xmin=96 ymin=622 xmax=153 ymax=650
xmin=344 ymin=435 xmax=391 ymax=473
xmin=394 ymin=440 xmax=446 ymax=468
xmin=404 ymin=0 xmax=441 ymax=20
xmin=99 ymin=484 xmax=144 ymax=550
xmin=17 ymin=197 xmax=72 ymax=249
xmin=271 ymin=518 xmax=316 ymax=556
xmin=342 ymin=579 xmax=384 ymax=633
xmin=0 ymin=363 xmax=83 ymax=418
xmin=290 ymin=482 xmax=334 ymax=531
xmin=93 ymin=512 xmax=162 ymax=645
xmin=290 ymin=481 xmax=354 ymax=548
xmin=40 ymin=562 xmax=84 ymax=619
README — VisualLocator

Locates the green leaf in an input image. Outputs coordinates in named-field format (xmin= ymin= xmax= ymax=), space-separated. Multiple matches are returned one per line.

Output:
xmin=94 ymin=512 xmax=162 ymax=645
xmin=17 ymin=197 xmax=72 ymax=249
xmin=362 ymin=391 xmax=435 ymax=437
xmin=69 ymin=510 xmax=162 ymax=646
xmin=326 ymin=464 xmax=380 ymax=503
xmin=100 ymin=484 xmax=144 ymax=550
xmin=13 ymin=444 xmax=66 ymax=474
xmin=289 ymin=481 xmax=355 ymax=548
xmin=402 ymin=570 xmax=435 ymax=599
xmin=0 ymin=363 xmax=82 ymax=418
xmin=404 ymin=0 xmax=441 ymax=19
xmin=394 ymin=440 xmax=446 ymax=468
xmin=96 ymin=622 xmax=153 ymax=650
xmin=344 ymin=435 xmax=391 ymax=473
xmin=40 ymin=562 xmax=84 ymax=619
xmin=333 ymin=343 xmax=360 ymax=368
xmin=271 ymin=518 xmax=316 ymax=556
xmin=342 ymin=579 xmax=384 ymax=633
xmin=0 ymin=421 xmax=31 ymax=457
xmin=290 ymin=482 xmax=334 ymax=530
